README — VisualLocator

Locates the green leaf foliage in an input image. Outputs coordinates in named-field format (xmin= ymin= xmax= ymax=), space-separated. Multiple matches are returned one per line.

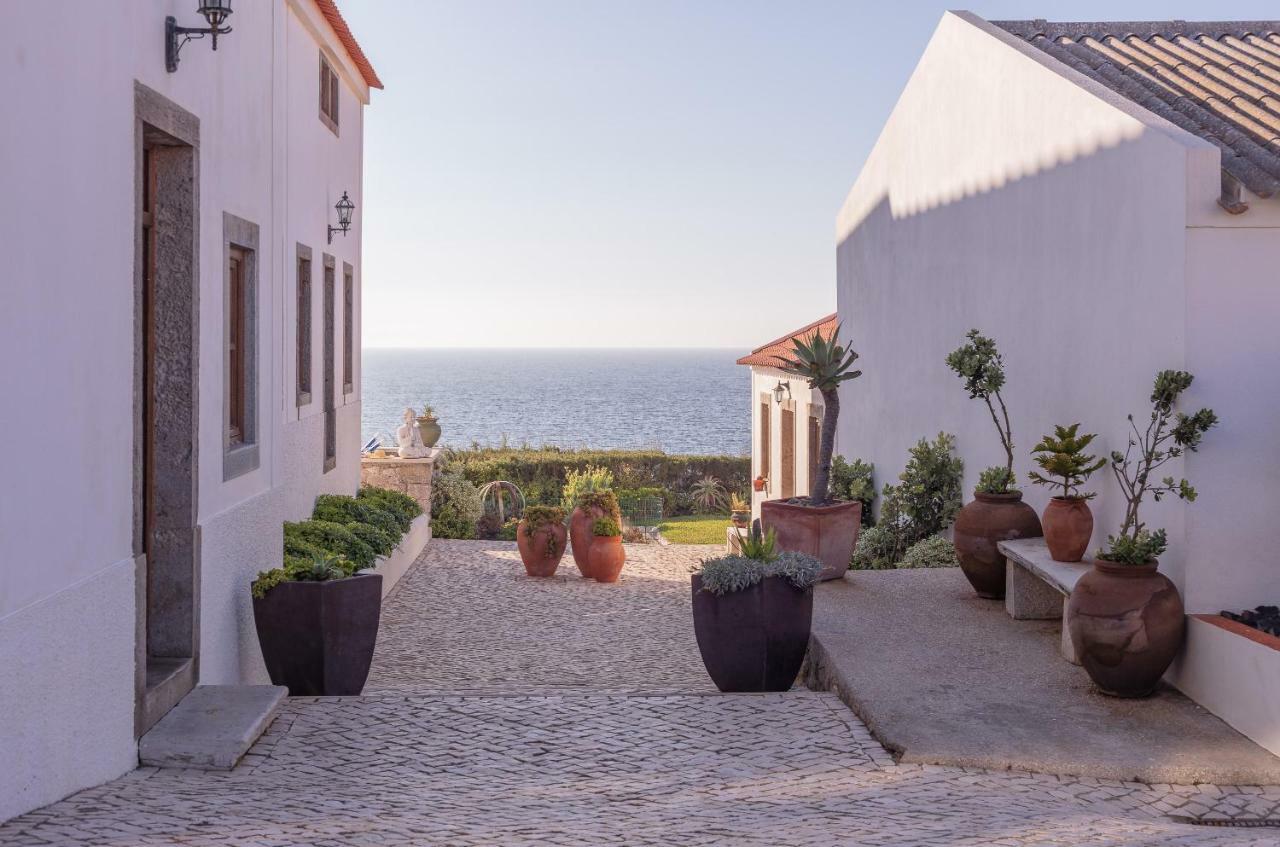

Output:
xmin=1100 ymin=529 xmax=1168 ymax=565
xmin=976 ymin=465 xmax=1017 ymax=495
xmin=345 ymin=521 xmax=396 ymax=557
xmin=734 ymin=525 xmax=779 ymax=562
xmin=432 ymin=469 xmax=483 ymax=539
xmin=830 ymin=456 xmax=875 ymax=526
xmin=313 ymin=493 xmax=402 ymax=538
xmin=946 ymin=329 xmax=1016 ymax=477
xmin=284 ymin=520 xmax=376 ymax=570
xmin=776 ymin=322 xmax=863 ymax=393
xmin=897 ymin=433 xmax=964 ymax=538
xmin=357 ymin=485 xmax=423 ymax=532
xmin=561 ymin=465 xmax=616 ymax=510
xmin=697 ymin=550 xmax=822 ymax=596
xmin=900 ymin=535 xmax=959 ymax=569
xmin=1028 ymin=423 xmax=1105 ymax=500
xmin=689 ymin=475 xmax=728 ymax=514
xmin=592 ymin=516 xmax=621 ymax=537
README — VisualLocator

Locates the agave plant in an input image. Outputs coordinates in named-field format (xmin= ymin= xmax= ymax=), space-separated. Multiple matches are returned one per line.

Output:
xmin=777 ymin=323 xmax=863 ymax=505
xmin=690 ymin=475 xmax=728 ymax=513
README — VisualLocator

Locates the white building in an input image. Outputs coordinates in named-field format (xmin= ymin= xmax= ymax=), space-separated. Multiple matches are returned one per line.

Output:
xmin=0 ymin=0 xmax=382 ymax=820
xmin=738 ymin=315 xmax=836 ymax=521
xmin=836 ymin=13 xmax=1280 ymax=751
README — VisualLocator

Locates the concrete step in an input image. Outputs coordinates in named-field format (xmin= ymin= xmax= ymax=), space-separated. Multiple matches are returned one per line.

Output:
xmin=139 ymin=685 xmax=287 ymax=770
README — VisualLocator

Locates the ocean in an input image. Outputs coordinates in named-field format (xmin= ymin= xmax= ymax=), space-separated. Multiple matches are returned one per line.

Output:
xmin=361 ymin=348 xmax=750 ymax=456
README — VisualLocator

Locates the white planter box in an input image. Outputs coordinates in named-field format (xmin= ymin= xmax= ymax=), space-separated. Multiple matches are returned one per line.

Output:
xmin=364 ymin=514 xmax=430 ymax=599
xmin=1170 ymin=614 xmax=1280 ymax=757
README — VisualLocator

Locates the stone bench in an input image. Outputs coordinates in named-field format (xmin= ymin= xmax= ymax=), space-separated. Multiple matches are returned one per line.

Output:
xmin=997 ymin=537 xmax=1091 ymax=665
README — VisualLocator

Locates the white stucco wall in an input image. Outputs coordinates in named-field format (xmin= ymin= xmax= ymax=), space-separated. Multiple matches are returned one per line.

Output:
xmin=748 ymin=365 xmax=827 ymax=519
xmin=0 ymin=0 xmax=372 ymax=820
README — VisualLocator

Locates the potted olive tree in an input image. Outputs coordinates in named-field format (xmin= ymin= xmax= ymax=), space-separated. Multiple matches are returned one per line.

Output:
xmin=1068 ymin=370 xmax=1216 ymax=698
xmin=762 ymin=324 xmax=863 ymax=580
xmin=692 ymin=528 xmax=823 ymax=691
xmin=947 ymin=330 xmax=1042 ymax=598
xmin=1028 ymin=424 xmax=1106 ymax=562
xmin=516 ymin=505 xmax=568 ymax=577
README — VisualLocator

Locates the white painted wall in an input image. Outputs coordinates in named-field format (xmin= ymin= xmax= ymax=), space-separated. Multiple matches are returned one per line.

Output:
xmin=835 ymin=10 xmax=1280 ymax=750
xmin=748 ymin=365 xmax=827 ymax=519
xmin=0 ymin=0 xmax=373 ymax=820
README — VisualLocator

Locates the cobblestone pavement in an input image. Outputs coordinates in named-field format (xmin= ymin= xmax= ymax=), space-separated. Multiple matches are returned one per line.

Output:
xmin=4 ymin=541 xmax=1280 ymax=846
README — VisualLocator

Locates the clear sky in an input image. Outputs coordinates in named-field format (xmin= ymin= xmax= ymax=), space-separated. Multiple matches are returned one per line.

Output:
xmin=342 ymin=1 xmax=1277 ymax=349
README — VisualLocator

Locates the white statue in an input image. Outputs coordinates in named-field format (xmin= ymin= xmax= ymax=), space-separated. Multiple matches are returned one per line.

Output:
xmin=396 ymin=407 xmax=429 ymax=458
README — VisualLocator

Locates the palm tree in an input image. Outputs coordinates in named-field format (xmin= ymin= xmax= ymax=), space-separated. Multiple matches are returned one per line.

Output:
xmin=778 ymin=324 xmax=862 ymax=505
xmin=690 ymin=475 xmax=728 ymax=514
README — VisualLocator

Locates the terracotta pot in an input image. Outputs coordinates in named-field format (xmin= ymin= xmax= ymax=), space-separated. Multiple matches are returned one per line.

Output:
xmin=1042 ymin=497 xmax=1093 ymax=562
xmin=953 ymin=491 xmax=1043 ymax=599
xmin=691 ymin=574 xmax=813 ymax=692
xmin=1067 ymin=558 xmax=1185 ymax=698
xmin=516 ymin=519 xmax=567 ymax=578
xmin=252 ymin=574 xmax=382 ymax=696
xmin=415 ymin=417 xmax=441 ymax=449
xmin=759 ymin=499 xmax=861 ymax=581
xmin=569 ymin=506 xmax=607 ymax=578
xmin=753 ymin=478 xmax=767 ymax=492
xmin=588 ymin=535 xmax=626 ymax=583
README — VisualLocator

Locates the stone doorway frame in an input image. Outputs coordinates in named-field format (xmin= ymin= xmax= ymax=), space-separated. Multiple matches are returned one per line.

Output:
xmin=133 ymin=82 xmax=201 ymax=737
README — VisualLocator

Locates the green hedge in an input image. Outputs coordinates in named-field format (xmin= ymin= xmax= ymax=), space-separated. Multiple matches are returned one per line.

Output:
xmin=443 ymin=447 xmax=750 ymax=509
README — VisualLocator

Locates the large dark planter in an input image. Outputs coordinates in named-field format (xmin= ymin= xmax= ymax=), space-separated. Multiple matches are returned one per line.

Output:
xmin=252 ymin=574 xmax=382 ymax=696
xmin=953 ymin=491 xmax=1042 ymax=599
xmin=691 ymin=574 xmax=813 ymax=692
xmin=1067 ymin=559 xmax=1186 ymax=698
xmin=759 ymin=499 xmax=861 ymax=581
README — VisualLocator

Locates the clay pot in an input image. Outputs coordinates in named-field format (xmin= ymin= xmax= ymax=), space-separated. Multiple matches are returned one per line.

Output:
xmin=415 ymin=416 xmax=441 ymax=449
xmin=753 ymin=477 xmax=767 ymax=492
xmin=1042 ymin=497 xmax=1093 ymax=562
xmin=760 ymin=499 xmax=861 ymax=581
xmin=516 ymin=519 xmax=567 ymax=578
xmin=1068 ymin=559 xmax=1186 ymax=697
xmin=691 ymin=574 xmax=813 ymax=692
xmin=953 ymin=491 xmax=1043 ymax=599
xmin=588 ymin=535 xmax=626 ymax=583
xmin=569 ymin=506 xmax=607 ymax=578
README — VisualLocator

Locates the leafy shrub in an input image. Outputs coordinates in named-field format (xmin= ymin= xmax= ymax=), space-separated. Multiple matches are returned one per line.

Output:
xmin=1102 ymin=528 xmax=1167 ymax=565
xmin=284 ymin=520 xmax=376 ymax=570
xmin=313 ymin=493 xmax=401 ymax=539
xmin=561 ymin=465 xmax=615 ymax=510
xmin=946 ymin=329 xmax=1017 ymax=493
xmin=690 ymin=475 xmax=727 ymax=513
xmin=592 ymin=516 xmax=621 ymax=537
xmin=900 ymin=535 xmax=958 ymax=569
xmin=432 ymin=469 xmax=483 ymax=539
xmin=830 ymin=456 xmax=875 ymax=526
xmin=575 ymin=489 xmax=621 ymax=522
xmin=252 ymin=551 xmax=355 ymax=599
xmin=697 ymin=550 xmax=822 ymax=596
xmin=734 ymin=526 xmax=778 ymax=561
xmin=357 ymin=486 xmax=422 ymax=532
xmin=345 ymin=521 xmax=396 ymax=557
xmin=498 ymin=519 xmax=519 ymax=541
xmin=850 ymin=524 xmax=903 ymax=571
xmin=976 ymin=466 xmax=1016 ymax=496
xmin=896 ymin=433 xmax=964 ymax=539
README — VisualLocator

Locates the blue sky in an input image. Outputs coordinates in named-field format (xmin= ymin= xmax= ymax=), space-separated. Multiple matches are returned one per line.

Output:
xmin=343 ymin=1 xmax=1276 ymax=348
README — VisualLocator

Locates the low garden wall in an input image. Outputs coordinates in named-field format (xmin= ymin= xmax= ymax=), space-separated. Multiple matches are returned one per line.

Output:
xmin=366 ymin=513 xmax=430 ymax=599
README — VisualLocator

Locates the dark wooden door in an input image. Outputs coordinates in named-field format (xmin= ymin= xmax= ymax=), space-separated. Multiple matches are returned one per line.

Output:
xmin=781 ymin=407 xmax=796 ymax=499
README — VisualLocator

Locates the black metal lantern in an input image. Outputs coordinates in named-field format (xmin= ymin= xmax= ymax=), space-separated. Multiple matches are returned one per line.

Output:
xmin=167 ymin=1 xmax=234 ymax=73
xmin=329 ymin=192 xmax=355 ymax=244
xmin=772 ymin=380 xmax=791 ymax=404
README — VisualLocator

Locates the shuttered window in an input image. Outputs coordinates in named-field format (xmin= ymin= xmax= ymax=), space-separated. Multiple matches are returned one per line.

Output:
xmin=319 ymin=54 xmax=340 ymax=134
xmin=227 ymin=248 xmax=246 ymax=445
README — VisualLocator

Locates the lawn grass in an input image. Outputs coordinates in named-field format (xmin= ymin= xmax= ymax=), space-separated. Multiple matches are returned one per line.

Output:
xmin=658 ymin=514 xmax=731 ymax=545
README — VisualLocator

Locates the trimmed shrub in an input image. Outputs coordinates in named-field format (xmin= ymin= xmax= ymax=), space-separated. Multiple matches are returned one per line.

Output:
xmin=345 ymin=521 xmax=396 ymax=557
xmin=284 ymin=520 xmax=376 ymax=570
xmin=830 ymin=456 xmax=876 ymax=526
xmin=357 ymin=486 xmax=422 ymax=533
xmin=313 ymin=493 xmax=402 ymax=539
xmin=432 ymin=470 xmax=483 ymax=539
xmin=900 ymin=535 xmax=959 ymax=569
xmin=896 ymin=433 xmax=964 ymax=540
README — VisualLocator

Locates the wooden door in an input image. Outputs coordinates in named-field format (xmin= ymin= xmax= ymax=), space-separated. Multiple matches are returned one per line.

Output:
xmin=781 ymin=407 xmax=796 ymax=499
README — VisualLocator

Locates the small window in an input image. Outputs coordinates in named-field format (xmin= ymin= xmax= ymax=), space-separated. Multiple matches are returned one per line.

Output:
xmin=342 ymin=264 xmax=354 ymax=395
xmin=296 ymin=245 xmax=313 ymax=406
xmin=319 ymin=54 xmax=339 ymax=134
xmin=223 ymin=212 xmax=259 ymax=481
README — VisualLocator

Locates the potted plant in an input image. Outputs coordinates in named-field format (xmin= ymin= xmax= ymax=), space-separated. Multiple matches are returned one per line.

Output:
xmin=691 ymin=527 xmax=823 ymax=691
xmin=729 ymin=493 xmax=750 ymax=528
xmin=1069 ymin=370 xmax=1216 ymax=697
xmin=762 ymin=324 xmax=864 ymax=581
xmin=516 ymin=505 xmax=567 ymax=577
xmin=251 ymin=551 xmax=382 ymax=696
xmin=1028 ymin=424 xmax=1106 ymax=562
xmin=416 ymin=404 xmax=442 ymax=449
xmin=588 ymin=516 xmax=626 ymax=583
xmin=752 ymin=475 xmax=767 ymax=492
xmin=947 ymin=330 xmax=1042 ymax=598
xmin=569 ymin=489 xmax=620 ymax=578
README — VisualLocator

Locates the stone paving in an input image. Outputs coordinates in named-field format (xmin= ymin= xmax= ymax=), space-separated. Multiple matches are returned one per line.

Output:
xmin=3 ymin=540 xmax=1280 ymax=846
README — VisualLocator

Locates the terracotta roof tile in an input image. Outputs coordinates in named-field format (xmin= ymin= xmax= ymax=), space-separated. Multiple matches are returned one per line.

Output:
xmin=994 ymin=19 xmax=1280 ymax=201
xmin=315 ymin=0 xmax=383 ymax=90
xmin=736 ymin=314 xmax=838 ymax=368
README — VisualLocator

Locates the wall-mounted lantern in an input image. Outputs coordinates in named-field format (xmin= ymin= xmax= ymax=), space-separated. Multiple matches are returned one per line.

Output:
xmin=166 ymin=2 xmax=234 ymax=73
xmin=772 ymin=380 xmax=792 ymax=404
xmin=328 ymin=192 xmax=355 ymax=244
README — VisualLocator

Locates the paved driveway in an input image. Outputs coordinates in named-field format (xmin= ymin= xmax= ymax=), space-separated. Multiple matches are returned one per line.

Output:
xmin=3 ymin=540 xmax=1278 ymax=846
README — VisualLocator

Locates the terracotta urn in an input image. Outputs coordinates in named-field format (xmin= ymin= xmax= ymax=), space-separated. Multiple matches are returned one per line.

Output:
xmin=588 ymin=535 xmax=626 ymax=583
xmin=1042 ymin=497 xmax=1092 ymax=562
xmin=516 ymin=520 xmax=567 ymax=578
xmin=570 ymin=506 xmax=607 ymax=578
xmin=759 ymin=499 xmax=861 ymax=581
xmin=953 ymin=491 xmax=1043 ymax=599
xmin=1067 ymin=559 xmax=1186 ymax=697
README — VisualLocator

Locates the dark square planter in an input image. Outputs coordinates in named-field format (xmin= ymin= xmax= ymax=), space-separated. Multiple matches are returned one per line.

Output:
xmin=691 ymin=574 xmax=813 ymax=692
xmin=252 ymin=574 xmax=382 ymax=696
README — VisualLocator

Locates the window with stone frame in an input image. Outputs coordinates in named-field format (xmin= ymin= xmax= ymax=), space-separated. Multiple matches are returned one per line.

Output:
xmin=319 ymin=53 xmax=340 ymax=134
